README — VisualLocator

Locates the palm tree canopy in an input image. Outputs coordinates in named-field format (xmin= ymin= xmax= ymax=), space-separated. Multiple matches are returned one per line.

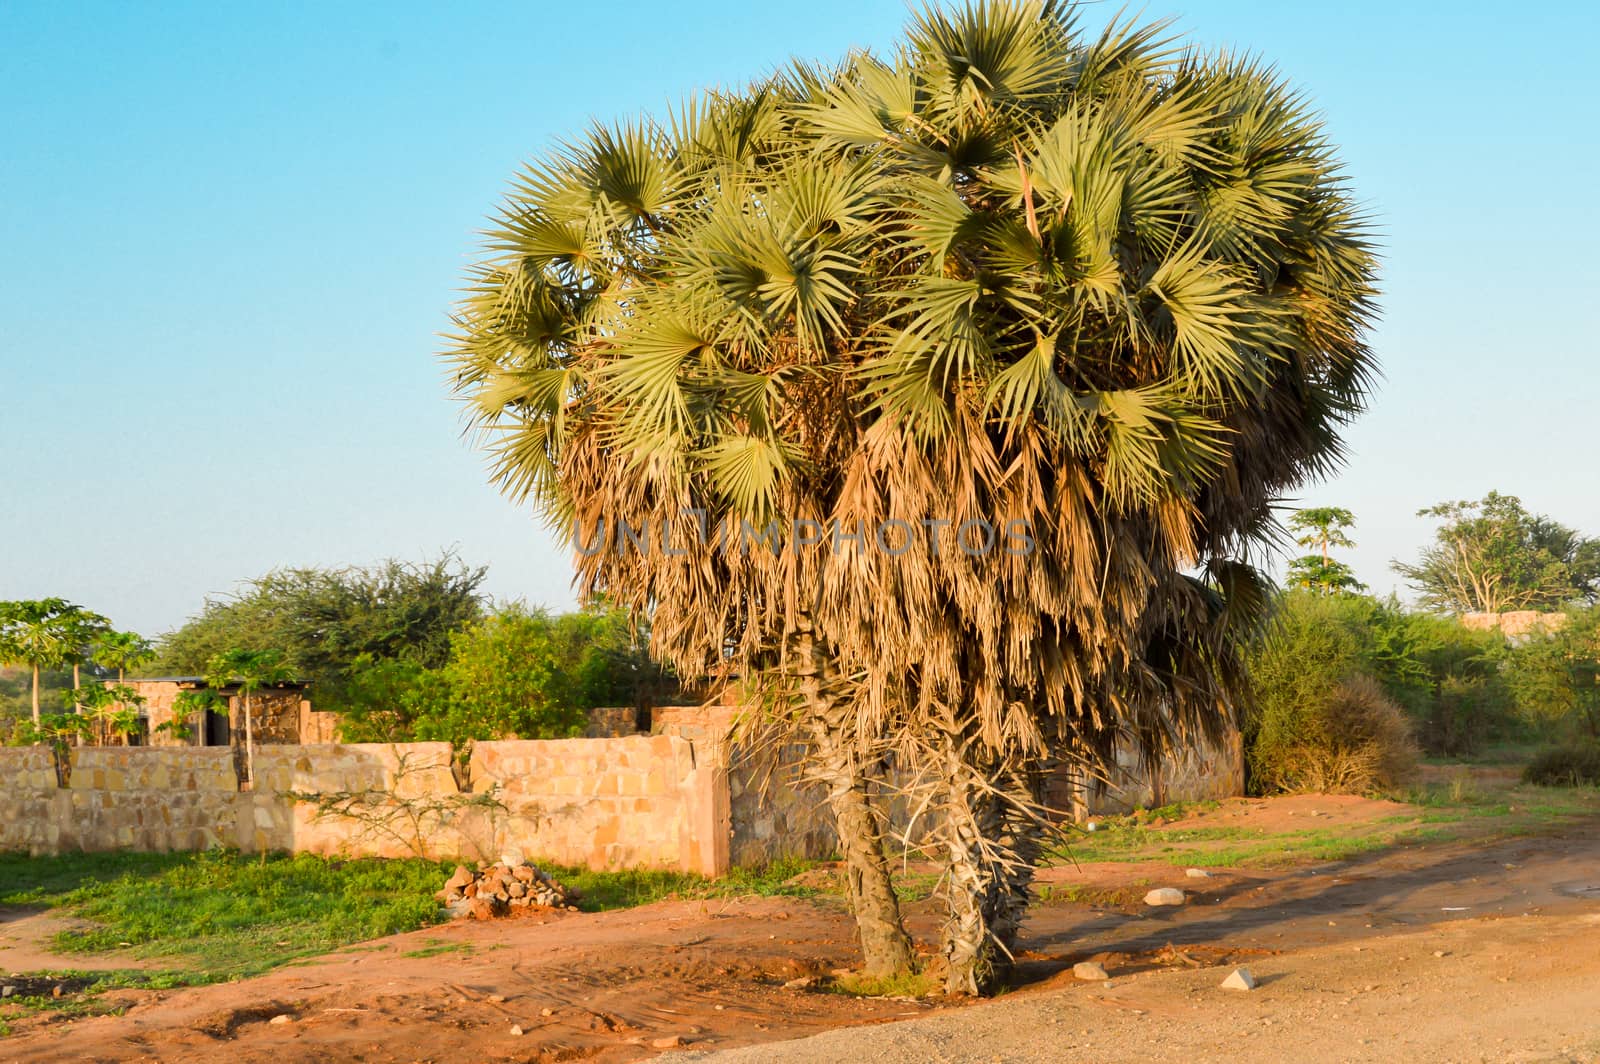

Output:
xmin=448 ymin=0 xmax=1377 ymax=756
xmin=93 ymin=630 xmax=156 ymax=676
xmin=0 ymin=599 xmax=84 ymax=670
xmin=205 ymin=648 xmax=293 ymax=693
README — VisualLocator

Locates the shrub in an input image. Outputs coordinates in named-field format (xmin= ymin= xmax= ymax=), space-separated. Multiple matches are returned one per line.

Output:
xmin=1253 ymin=676 xmax=1418 ymax=795
xmin=1522 ymin=742 xmax=1600 ymax=786
xmin=1245 ymin=591 xmax=1370 ymax=790
xmin=1502 ymin=606 xmax=1600 ymax=741
xmin=1245 ymin=590 xmax=1517 ymax=772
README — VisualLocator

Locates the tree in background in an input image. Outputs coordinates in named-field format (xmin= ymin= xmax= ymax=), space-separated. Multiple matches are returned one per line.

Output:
xmin=555 ymin=606 xmax=675 ymax=713
xmin=1393 ymin=492 xmax=1599 ymax=613
xmin=205 ymin=648 xmax=291 ymax=786
xmin=448 ymin=2 xmax=1376 ymax=990
xmin=1503 ymin=606 xmax=1600 ymax=739
xmin=418 ymin=607 xmax=591 ymax=744
xmin=74 ymin=683 xmax=147 ymax=746
xmin=94 ymin=630 xmax=155 ymax=685
xmin=0 ymin=599 xmax=79 ymax=725
xmin=1244 ymin=590 xmax=1417 ymax=791
xmin=1245 ymin=589 xmax=1516 ymax=775
xmin=333 ymin=603 xmax=672 ymax=744
xmin=161 ymin=688 xmax=224 ymax=744
xmin=151 ymin=554 xmax=486 ymax=706
xmin=58 ymin=605 xmax=112 ymax=717
xmin=1287 ymin=507 xmax=1366 ymax=594
xmin=330 ymin=655 xmax=449 ymax=743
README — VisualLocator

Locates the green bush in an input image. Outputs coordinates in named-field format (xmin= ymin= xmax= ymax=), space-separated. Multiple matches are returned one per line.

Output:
xmin=1245 ymin=590 xmax=1518 ymax=777
xmin=333 ymin=603 xmax=676 ymax=745
xmin=1522 ymin=742 xmax=1600 ymax=786
xmin=1502 ymin=606 xmax=1600 ymax=741
xmin=1251 ymin=674 xmax=1417 ymax=794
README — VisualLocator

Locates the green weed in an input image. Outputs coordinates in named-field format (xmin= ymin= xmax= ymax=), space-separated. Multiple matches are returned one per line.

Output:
xmin=828 ymin=969 xmax=938 ymax=998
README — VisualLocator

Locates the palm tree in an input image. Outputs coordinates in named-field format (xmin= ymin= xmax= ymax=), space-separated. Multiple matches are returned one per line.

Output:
xmin=1286 ymin=506 xmax=1364 ymax=593
xmin=205 ymin=649 xmax=291 ymax=786
xmin=448 ymin=1 xmax=1376 ymax=992
xmin=0 ymin=599 xmax=80 ymax=726
xmin=58 ymin=606 xmax=111 ymax=719
xmin=94 ymin=630 xmax=155 ymax=685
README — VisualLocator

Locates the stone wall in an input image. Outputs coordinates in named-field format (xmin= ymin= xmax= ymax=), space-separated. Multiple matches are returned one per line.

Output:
xmin=0 ymin=706 xmax=1245 ymax=872
xmin=0 ymin=736 xmax=727 ymax=875
xmin=1461 ymin=610 xmax=1568 ymax=643
xmin=679 ymin=700 xmax=1246 ymax=864
xmin=0 ymin=746 xmax=239 ymax=856
xmin=582 ymin=706 xmax=645 ymax=738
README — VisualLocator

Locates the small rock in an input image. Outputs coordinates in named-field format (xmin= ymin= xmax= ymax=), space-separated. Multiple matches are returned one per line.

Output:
xmin=0 ymin=986 xmax=12 ymax=999
xmin=782 ymin=977 xmax=816 ymax=990
xmin=1085 ymin=821 xmax=1099 ymax=832
xmin=541 ymin=1007 xmax=554 ymax=1016
xmin=52 ymin=985 xmax=64 ymax=999
xmin=1433 ymin=950 xmax=1449 ymax=958
xmin=444 ymin=865 xmax=475 ymax=892
xmin=1144 ymin=887 xmax=1186 ymax=907
xmin=652 ymin=1035 xmax=686 ymax=1048
xmin=1073 ymin=961 xmax=1109 ymax=981
xmin=1220 ymin=967 xmax=1257 ymax=991
xmin=487 ymin=993 xmax=506 ymax=1003
xmin=500 ymin=852 xmax=525 ymax=868
xmin=1185 ymin=868 xmax=1211 ymax=879
xmin=509 ymin=1024 xmax=524 ymax=1036
xmin=268 ymin=1014 xmax=293 ymax=1026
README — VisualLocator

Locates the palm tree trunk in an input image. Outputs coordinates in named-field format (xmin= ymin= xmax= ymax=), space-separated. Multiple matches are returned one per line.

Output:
xmin=934 ymin=735 xmax=1047 ymax=996
xmin=30 ymin=665 xmax=40 ymax=726
xmin=243 ymin=690 xmax=256 ymax=786
xmin=795 ymin=628 xmax=913 ymax=977
xmin=936 ymin=739 xmax=1005 ymax=995
xmin=809 ymin=715 xmax=914 ymax=976
xmin=72 ymin=662 xmax=83 ymax=746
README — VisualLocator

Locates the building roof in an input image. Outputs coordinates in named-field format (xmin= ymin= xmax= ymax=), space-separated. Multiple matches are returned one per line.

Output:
xmin=114 ymin=676 xmax=311 ymax=689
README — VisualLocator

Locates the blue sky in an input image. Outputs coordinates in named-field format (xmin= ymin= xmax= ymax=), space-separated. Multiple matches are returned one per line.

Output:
xmin=2 ymin=0 xmax=1597 ymax=636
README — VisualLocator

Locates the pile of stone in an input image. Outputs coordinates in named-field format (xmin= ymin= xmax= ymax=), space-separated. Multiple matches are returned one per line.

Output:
xmin=435 ymin=857 xmax=579 ymax=919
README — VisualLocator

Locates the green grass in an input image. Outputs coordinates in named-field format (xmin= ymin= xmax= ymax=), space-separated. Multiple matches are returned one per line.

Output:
xmin=1052 ymin=823 xmax=1412 ymax=868
xmin=399 ymin=939 xmax=475 ymax=959
xmin=0 ymin=848 xmax=824 ymax=986
xmin=0 ymin=969 xmax=213 ymax=1036
xmin=1043 ymin=776 xmax=1600 ymax=874
xmin=4 ymin=849 xmax=451 ymax=978
xmin=828 ymin=968 xmax=939 ymax=998
xmin=537 ymin=854 xmax=821 ymax=911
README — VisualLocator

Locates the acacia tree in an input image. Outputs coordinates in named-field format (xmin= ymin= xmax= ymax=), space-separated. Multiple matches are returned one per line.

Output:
xmin=449 ymin=0 xmax=1375 ymax=992
xmin=1287 ymin=506 xmax=1365 ymax=594
xmin=1394 ymin=492 xmax=1599 ymax=613
xmin=205 ymin=648 xmax=291 ymax=786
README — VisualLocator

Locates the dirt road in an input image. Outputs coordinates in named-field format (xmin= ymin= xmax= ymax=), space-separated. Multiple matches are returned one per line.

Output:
xmin=684 ymin=913 xmax=1600 ymax=1062
xmin=5 ymin=799 xmax=1598 ymax=1062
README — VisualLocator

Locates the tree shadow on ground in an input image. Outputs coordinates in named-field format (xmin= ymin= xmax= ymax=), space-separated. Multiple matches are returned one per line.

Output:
xmin=1009 ymin=820 xmax=1600 ymax=986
